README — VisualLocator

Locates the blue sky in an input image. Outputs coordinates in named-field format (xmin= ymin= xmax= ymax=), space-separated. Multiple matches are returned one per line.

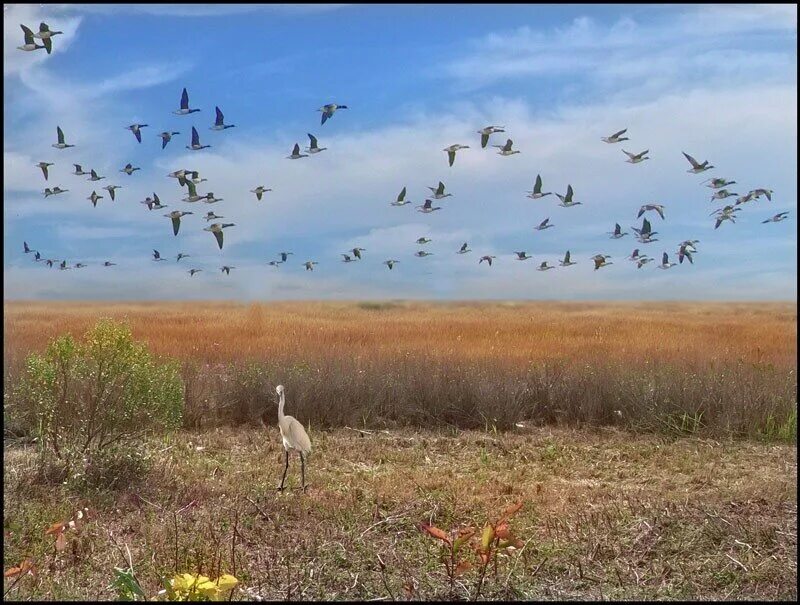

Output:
xmin=4 ymin=3 xmax=797 ymax=300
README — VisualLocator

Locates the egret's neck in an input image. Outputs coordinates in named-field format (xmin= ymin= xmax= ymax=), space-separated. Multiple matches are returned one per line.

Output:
xmin=278 ymin=392 xmax=285 ymax=420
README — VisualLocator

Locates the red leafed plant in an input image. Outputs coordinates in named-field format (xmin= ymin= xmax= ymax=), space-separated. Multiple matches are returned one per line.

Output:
xmin=45 ymin=507 xmax=92 ymax=553
xmin=419 ymin=501 xmax=525 ymax=600
xmin=419 ymin=522 xmax=477 ymax=598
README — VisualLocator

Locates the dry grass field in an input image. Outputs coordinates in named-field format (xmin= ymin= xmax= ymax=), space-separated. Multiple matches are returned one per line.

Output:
xmin=3 ymin=301 xmax=797 ymax=600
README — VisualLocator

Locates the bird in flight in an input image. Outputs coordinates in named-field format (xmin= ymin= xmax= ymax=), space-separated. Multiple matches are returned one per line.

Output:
xmin=415 ymin=250 xmax=433 ymax=258
xmin=306 ymin=133 xmax=327 ymax=154
xmin=159 ymin=131 xmax=180 ymax=149
xmin=390 ymin=187 xmax=411 ymax=206
xmin=36 ymin=162 xmax=53 ymax=180
xmin=526 ymin=174 xmax=552 ymax=199
xmin=204 ymin=223 xmax=235 ymax=249
xmin=188 ymin=269 xmax=203 ymax=277
xmin=174 ymin=88 xmax=200 ymax=115
xmin=318 ymin=103 xmax=347 ymax=125
xmin=152 ymin=249 xmax=167 ymax=262
xmin=428 ymin=181 xmax=452 ymax=199
xmin=592 ymin=254 xmax=612 ymax=270
xmin=126 ymin=123 xmax=148 ymax=143
xmin=682 ymin=152 xmax=714 ymax=174
xmin=601 ymin=128 xmax=629 ymax=144
xmin=658 ymin=252 xmax=676 ymax=270
xmin=493 ymin=139 xmax=520 ymax=156
xmin=102 ymin=185 xmax=121 ymax=201
xmin=534 ymin=218 xmax=554 ymax=231
xmin=417 ymin=199 xmax=442 ymax=213
xmin=622 ymin=149 xmax=649 ymax=164
xmin=211 ymin=106 xmax=235 ymax=130
xmin=556 ymin=185 xmax=582 ymax=207
xmin=251 ymin=186 xmax=272 ymax=201
xmin=383 ymin=259 xmax=399 ymax=270
xmin=477 ymin=125 xmax=505 ymax=148
xmin=220 ymin=266 xmax=236 ymax=275
xmin=479 ymin=255 xmax=496 ymax=266
xmin=704 ymin=177 xmax=736 ymax=189
xmin=187 ymin=126 xmax=210 ymax=151
xmin=87 ymin=169 xmax=105 ymax=182
xmin=762 ymin=212 xmax=789 ymax=224
xmin=443 ymin=144 xmax=469 ymax=167
xmin=165 ymin=210 xmax=193 ymax=236
xmin=87 ymin=190 xmax=103 ymax=207
xmin=514 ymin=251 xmax=532 ymax=260
xmin=608 ymin=223 xmax=628 ymax=239
xmin=120 ymin=163 xmax=140 ymax=175
xmin=34 ymin=23 xmax=63 ymax=55
xmin=304 ymin=261 xmax=319 ymax=271
xmin=457 ymin=242 xmax=471 ymax=254
xmin=287 ymin=143 xmax=308 ymax=159
xmin=638 ymin=204 xmax=665 ymax=219
xmin=52 ymin=126 xmax=74 ymax=149
xmin=537 ymin=261 xmax=555 ymax=271
xmin=18 ymin=24 xmax=45 ymax=52
xmin=559 ymin=250 xmax=576 ymax=267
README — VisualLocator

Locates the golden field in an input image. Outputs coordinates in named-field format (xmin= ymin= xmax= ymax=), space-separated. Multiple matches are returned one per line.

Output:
xmin=4 ymin=300 xmax=797 ymax=367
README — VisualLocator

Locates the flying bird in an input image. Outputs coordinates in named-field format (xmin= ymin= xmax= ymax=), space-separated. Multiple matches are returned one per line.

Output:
xmin=102 ymin=185 xmax=121 ymax=200
xmin=390 ymin=187 xmax=411 ymax=206
xmin=204 ymin=223 xmax=235 ymax=249
xmin=762 ymin=212 xmax=789 ymax=224
xmin=534 ymin=218 xmax=553 ymax=231
xmin=165 ymin=210 xmax=193 ymax=236
xmin=36 ymin=162 xmax=54 ymax=180
xmin=43 ymin=186 xmax=68 ymax=197
xmin=220 ymin=266 xmax=236 ymax=274
xmin=188 ymin=269 xmax=203 ymax=276
xmin=457 ymin=242 xmax=471 ymax=254
xmin=526 ymin=174 xmax=552 ymax=199
xmin=35 ymin=23 xmax=63 ymax=55
xmin=287 ymin=143 xmax=308 ymax=159
xmin=704 ymin=177 xmax=736 ymax=189
xmin=751 ymin=188 xmax=773 ymax=201
xmin=416 ymin=199 xmax=442 ymax=213
xmin=205 ymin=211 xmax=223 ymax=221
xmin=211 ymin=106 xmax=235 ymax=130
xmin=608 ymin=223 xmax=628 ymax=239
xmin=428 ymin=181 xmax=452 ymax=199
xmin=601 ymin=128 xmax=629 ymax=144
xmin=87 ymin=190 xmax=103 ymax=207
xmin=251 ymin=186 xmax=272 ymax=201
xmin=306 ymin=133 xmax=327 ymax=154
xmin=159 ymin=131 xmax=180 ymax=149
xmin=103 ymin=261 xmax=116 ymax=267
xmin=351 ymin=248 xmax=366 ymax=259
xmin=637 ymin=204 xmax=665 ymax=219
xmin=637 ymin=257 xmax=654 ymax=269
xmin=174 ymin=88 xmax=200 ymax=115
xmin=710 ymin=189 xmax=738 ymax=201
xmin=318 ymin=103 xmax=347 ymax=125
xmin=383 ymin=259 xmax=399 ymax=270
xmin=23 ymin=242 xmax=35 ymax=254
xmin=443 ymin=144 xmax=469 ymax=167
xmin=186 ymin=127 xmax=210 ymax=151
xmin=477 ymin=125 xmax=505 ymax=148
xmin=416 ymin=237 xmax=432 ymax=245
xmin=622 ymin=149 xmax=649 ymax=164
xmin=52 ymin=126 xmax=74 ymax=149
xmin=556 ymin=185 xmax=582 ymax=207
xmin=658 ymin=252 xmax=676 ymax=269
xmin=72 ymin=164 xmax=88 ymax=175
xmin=152 ymin=249 xmax=167 ymax=262
xmin=593 ymin=255 xmax=613 ymax=270
xmin=682 ymin=152 xmax=713 ymax=174
xmin=87 ymin=169 xmax=105 ymax=182
xmin=120 ymin=163 xmax=140 ymax=175
xmin=537 ymin=261 xmax=555 ymax=271
xmin=559 ymin=250 xmax=576 ymax=267
xmin=493 ymin=139 xmax=520 ymax=156
xmin=677 ymin=243 xmax=694 ymax=264
xmin=125 ymin=123 xmax=148 ymax=143
xmin=182 ymin=181 xmax=204 ymax=203
xmin=479 ymin=255 xmax=496 ymax=266
xmin=177 ymin=253 xmax=190 ymax=262
xmin=304 ymin=261 xmax=318 ymax=271
xmin=415 ymin=250 xmax=433 ymax=258
xmin=18 ymin=24 xmax=45 ymax=52
xmin=341 ymin=254 xmax=356 ymax=263
xmin=279 ymin=252 xmax=294 ymax=263
xmin=514 ymin=251 xmax=532 ymax=260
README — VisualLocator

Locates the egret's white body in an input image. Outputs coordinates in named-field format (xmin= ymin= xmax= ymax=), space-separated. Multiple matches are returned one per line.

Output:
xmin=271 ymin=385 xmax=312 ymax=491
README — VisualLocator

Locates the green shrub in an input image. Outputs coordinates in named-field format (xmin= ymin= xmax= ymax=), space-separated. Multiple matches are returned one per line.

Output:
xmin=12 ymin=319 xmax=183 ymax=475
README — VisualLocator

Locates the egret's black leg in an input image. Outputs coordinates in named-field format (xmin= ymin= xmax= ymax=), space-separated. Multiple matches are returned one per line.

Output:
xmin=278 ymin=449 xmax=289 ymax=491
xmin=300 ymin=452 xmax=306 ymax=491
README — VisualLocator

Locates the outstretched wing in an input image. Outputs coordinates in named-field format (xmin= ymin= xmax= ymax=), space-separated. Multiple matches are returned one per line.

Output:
xmin=57 ymin=126 xmax=65 ymax=144
xmin=534 ymin=174 xmax=542 ymax=194
xmin=215 ymin=106 xmax=224 ymax=126
xmin=292 ymin=143 xmax=300 ymax=156
xmin=447 ymin=150 xmax=455 ymax=167
xmin=43 ymin=36 xmax=52 ymax=54
xmin=191 ymin=126 xmax=200 ymax=147
xmin=307 ymin=133 xmax=318 ymax=148
xmin=397 ymin=186 xmax=406 ymax=202
xmin=134 ymin=128 xmax=142 ymax=143
xmin=180 ymin=87 xmax=189 ymax=110
xmin=172 ymin=216 xmax=180 ymax=236
xmin=481 ymin=133 xmax=489 ymax=148
xmin=213 ymin=229 xmax=224 ymax=249
xmin=612 ymin=128 xmax=627 ymax=138
xmin=682 ymin=151 xmax=699 ymax=168
xmin=20 ymin=24 xmax=35 ymax=44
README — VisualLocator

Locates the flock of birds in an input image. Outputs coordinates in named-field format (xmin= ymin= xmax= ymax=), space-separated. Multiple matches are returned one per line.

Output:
xmin=17 ymin=22 xmax=790 ymax=280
